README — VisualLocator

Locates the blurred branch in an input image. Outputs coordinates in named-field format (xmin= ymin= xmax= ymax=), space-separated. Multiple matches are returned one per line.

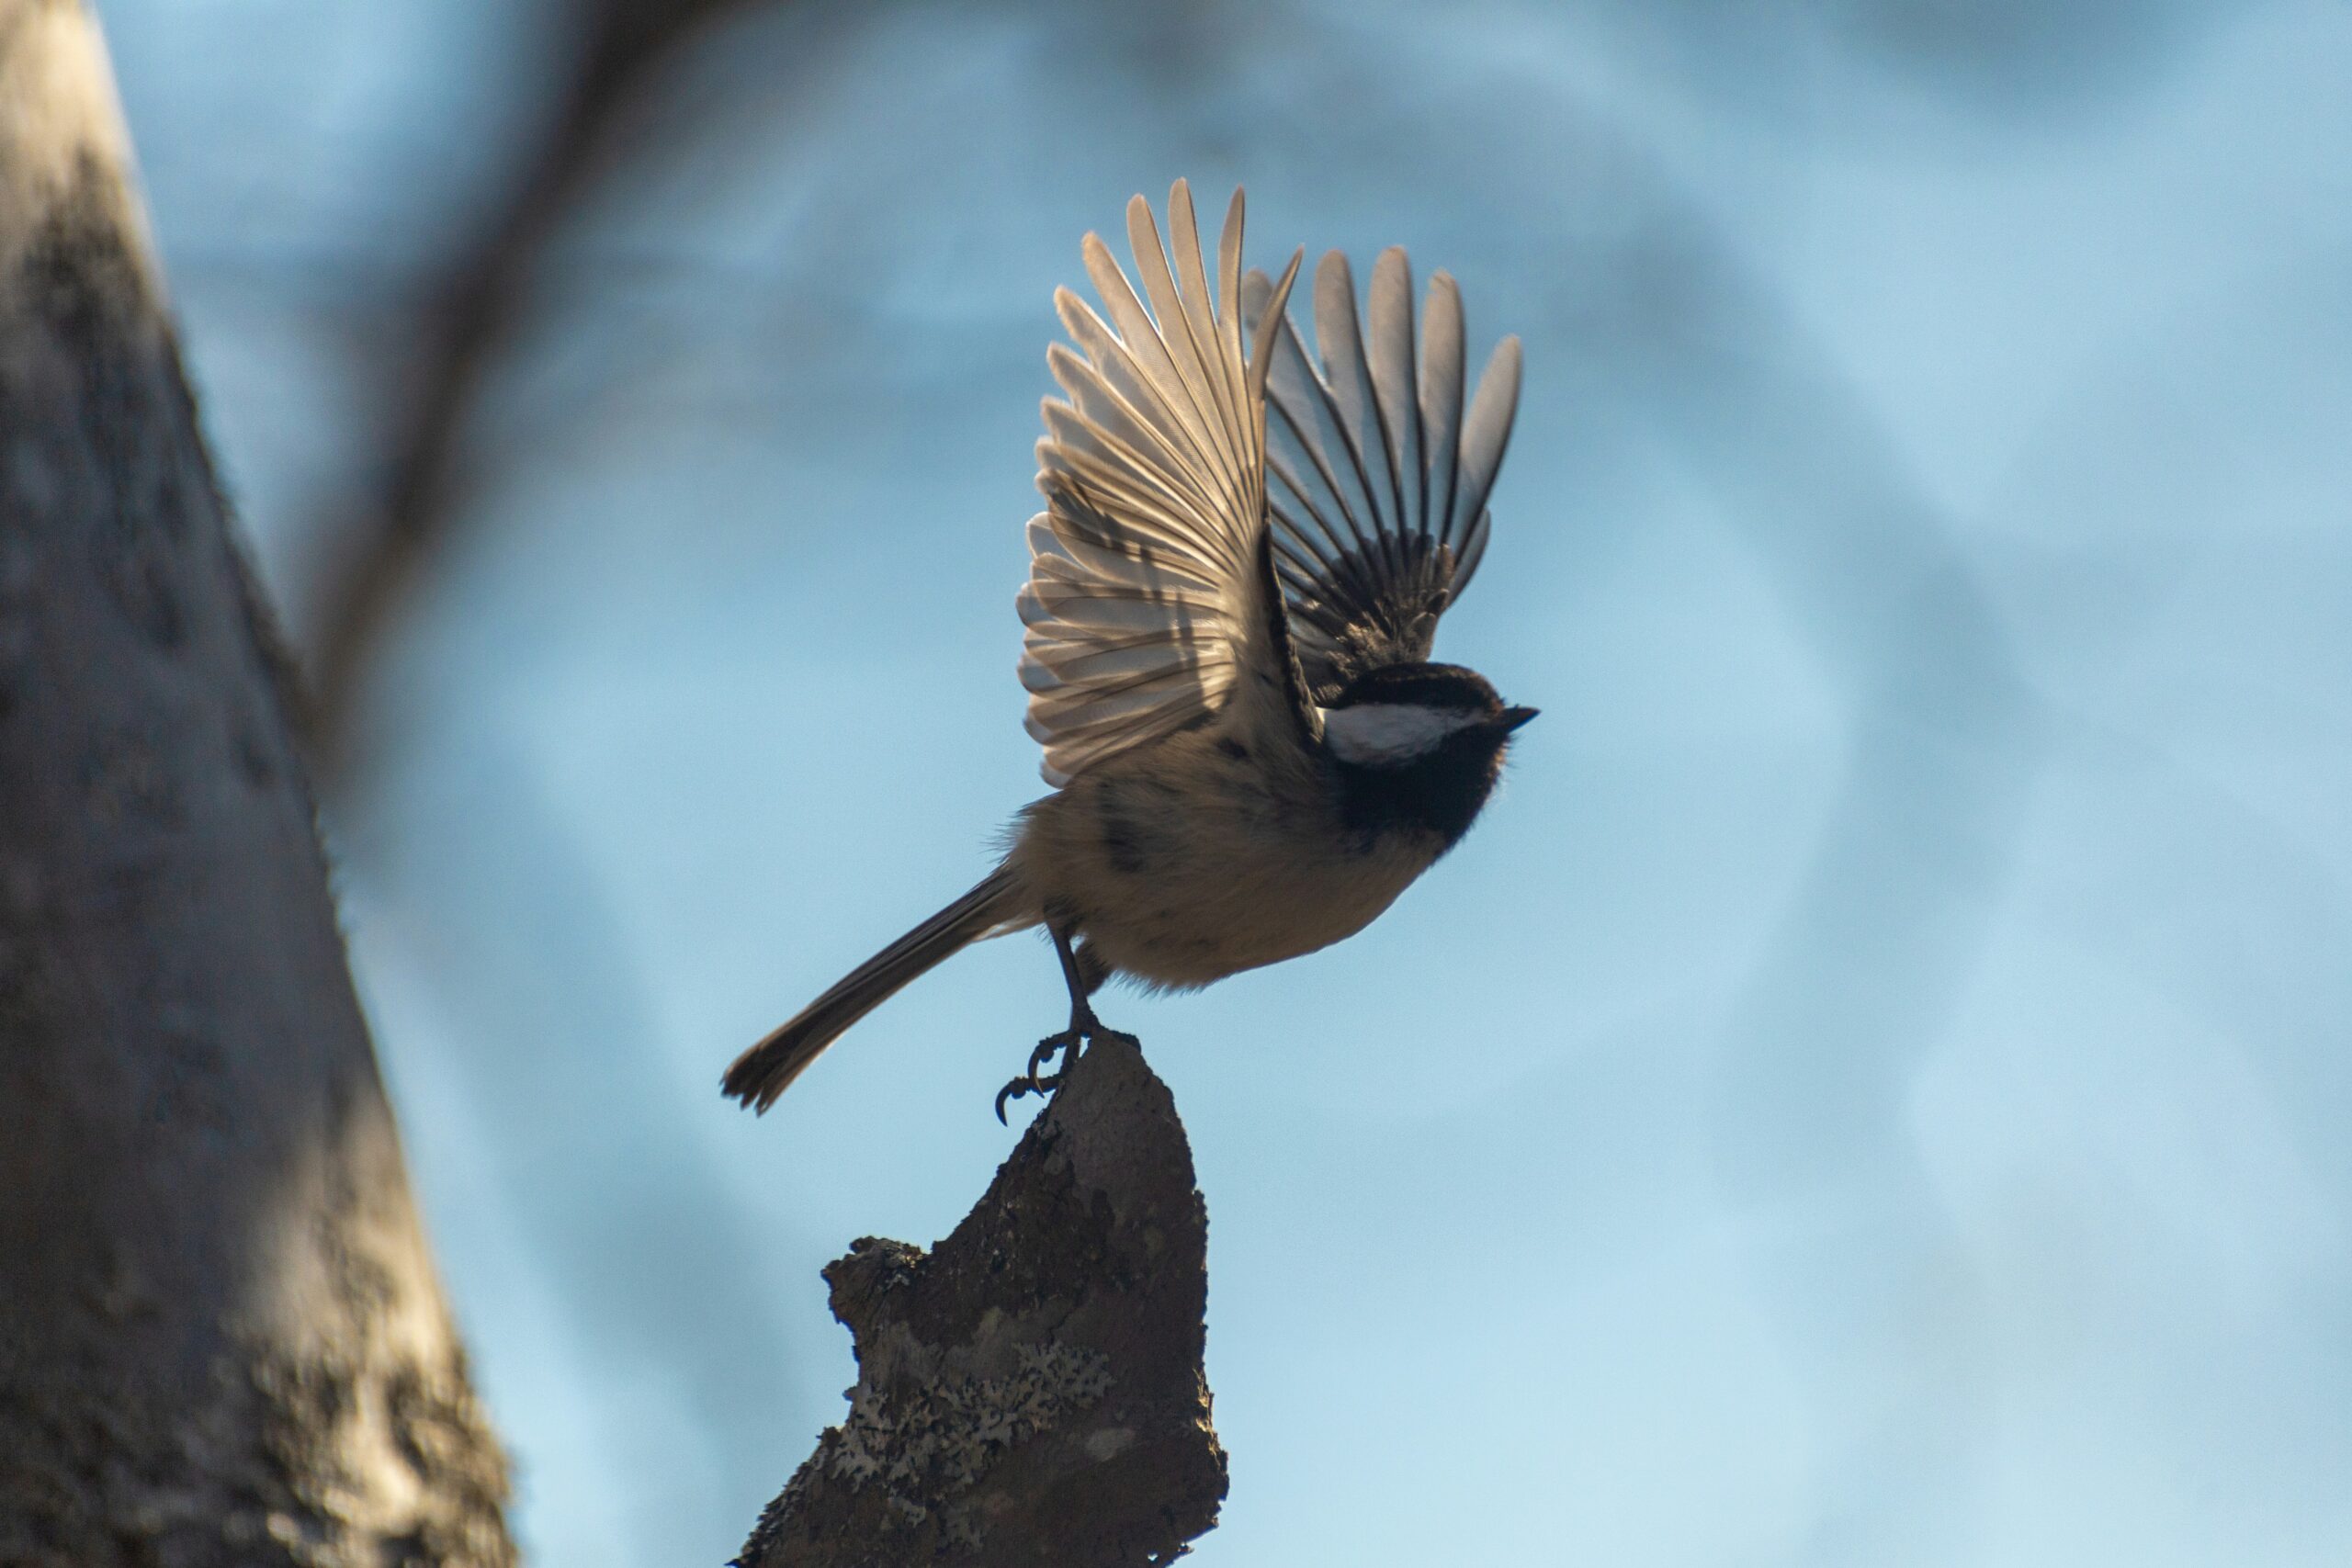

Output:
xmin=0 ymin=6 xmax=511 ymax=1562
xmin=300 ymin=0 xmax=757 ymax=776
xmin=736 ymin=1035 xmax=1227 ymax=1568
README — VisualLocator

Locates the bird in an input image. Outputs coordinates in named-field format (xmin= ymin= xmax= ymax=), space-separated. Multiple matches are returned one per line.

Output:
xmin=721 ymin=180 xmax=1530 ymax=1119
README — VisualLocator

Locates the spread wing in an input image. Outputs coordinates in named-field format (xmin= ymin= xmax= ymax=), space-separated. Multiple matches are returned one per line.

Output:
xmin=1018 ymin=182 xmax=1306 ymax=787
xmin=1243 ymin=250 xmax=1524 ymax=704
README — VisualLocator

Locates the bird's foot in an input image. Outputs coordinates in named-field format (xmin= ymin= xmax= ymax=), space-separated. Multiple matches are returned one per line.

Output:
xmin=994 ymin=1015 xmax=1117 ymax=1123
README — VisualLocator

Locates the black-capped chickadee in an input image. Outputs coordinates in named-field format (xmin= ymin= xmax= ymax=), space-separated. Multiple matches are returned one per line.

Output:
xmin=723 ymin=181 xmax=1532 ymax=1117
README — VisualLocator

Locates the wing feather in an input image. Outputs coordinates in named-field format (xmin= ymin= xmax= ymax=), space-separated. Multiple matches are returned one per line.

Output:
xmin=1126 ymin=201 xmax=1243 ymax=502
xmin=1259 ymin=293 xmax=1387 ymax=577
xmin=1311 ymin=253 xmax=1403 ymax=548
xmin=1019 ymin=182 xmax=1308 ymax=786
xmin=1366 ymin=249 xmax=1424 ymax=545
xmin=1417 ymin=272 xmax=1465 ymax=548
xmin=1452 ymin=333 xmax=1523 ymax=546
xmin=1244 ymin=251 xmax=1523 ymax=701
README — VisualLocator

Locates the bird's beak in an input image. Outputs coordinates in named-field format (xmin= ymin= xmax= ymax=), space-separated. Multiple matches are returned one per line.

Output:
xmin=1497 ymin=705 xmax=1540 ymax=733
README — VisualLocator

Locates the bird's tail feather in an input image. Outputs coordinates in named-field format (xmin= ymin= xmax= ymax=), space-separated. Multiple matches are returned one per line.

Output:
xmin=723 ymin=868 xmax=1028 ymax=1111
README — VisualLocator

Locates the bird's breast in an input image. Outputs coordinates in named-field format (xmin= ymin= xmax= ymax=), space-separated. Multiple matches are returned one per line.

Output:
xmin=1012 ymin=739 xmax=1443 ymax=990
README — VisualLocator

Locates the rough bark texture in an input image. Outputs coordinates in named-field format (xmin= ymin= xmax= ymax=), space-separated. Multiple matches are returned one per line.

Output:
xmin=738 ymin=1034 xmax=1226 ymax=1568
xmin=0 ymin=6 xmax=514 ymax=1564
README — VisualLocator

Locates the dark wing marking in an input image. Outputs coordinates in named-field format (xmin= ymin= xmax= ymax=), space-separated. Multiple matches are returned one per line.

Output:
xmin=1243 ymin=249 xmax=1522 ymax=701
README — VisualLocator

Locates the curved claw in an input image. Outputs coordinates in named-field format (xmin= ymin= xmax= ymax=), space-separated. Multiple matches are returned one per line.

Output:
xmin=994 ymin=1027 xmax=1087 ymax=1123
xmin=1026 ymin=1034 xmax=1068 ymax=1080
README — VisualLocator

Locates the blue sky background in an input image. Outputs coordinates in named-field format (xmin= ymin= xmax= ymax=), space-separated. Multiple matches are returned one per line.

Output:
xmin=101 ymin=2 xmax=2352 ymax=1563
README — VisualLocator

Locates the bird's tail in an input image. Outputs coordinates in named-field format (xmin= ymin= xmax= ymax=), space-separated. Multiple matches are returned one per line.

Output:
xmin=723 ymin=867 xmax=1029 ymax=1111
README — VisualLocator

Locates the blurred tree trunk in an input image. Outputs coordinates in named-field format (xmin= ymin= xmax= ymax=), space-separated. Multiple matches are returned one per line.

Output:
xmin=0 ymin=6 xmax=514 ymax=1564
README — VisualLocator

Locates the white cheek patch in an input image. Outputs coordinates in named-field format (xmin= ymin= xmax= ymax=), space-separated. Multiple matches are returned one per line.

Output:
xmin=1317 ymin=703 xmax=1486 ymax=766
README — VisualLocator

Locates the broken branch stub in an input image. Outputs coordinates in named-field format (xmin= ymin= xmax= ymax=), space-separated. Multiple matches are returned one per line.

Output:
xmin=737 ymin=1034 xmax=1225 ymax=1567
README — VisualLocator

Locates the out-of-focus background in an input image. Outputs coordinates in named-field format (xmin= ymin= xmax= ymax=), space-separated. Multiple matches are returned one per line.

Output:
xmin=98 ymin=1 xmax=2351 ymax=1563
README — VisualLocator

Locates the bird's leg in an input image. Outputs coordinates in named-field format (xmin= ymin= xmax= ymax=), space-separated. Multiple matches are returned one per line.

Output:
xmin=995 ymin=922 xmax=1119 ymax=1122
